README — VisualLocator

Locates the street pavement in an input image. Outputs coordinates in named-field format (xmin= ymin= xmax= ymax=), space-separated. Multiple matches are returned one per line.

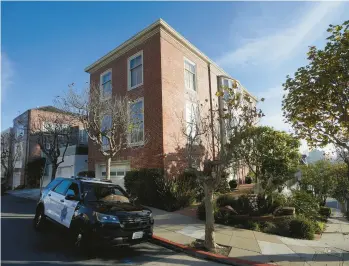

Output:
xmin=1 ymin=194 xmax=221 ymax=266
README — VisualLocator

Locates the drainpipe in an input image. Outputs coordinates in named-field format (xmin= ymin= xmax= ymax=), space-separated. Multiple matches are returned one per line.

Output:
xmin=207 ymin=63 xmax=215 ymax=160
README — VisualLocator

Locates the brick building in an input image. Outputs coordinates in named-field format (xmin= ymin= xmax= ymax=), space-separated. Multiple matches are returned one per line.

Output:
xmin=12 ymin=106 xmax=88 ymax=188
xmin=85 ymin=19 xmax=256 ymax=186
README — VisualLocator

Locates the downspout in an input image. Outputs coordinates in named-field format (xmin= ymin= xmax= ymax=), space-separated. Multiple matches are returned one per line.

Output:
xmin=207 ymin=63 xmax=215 ymax=160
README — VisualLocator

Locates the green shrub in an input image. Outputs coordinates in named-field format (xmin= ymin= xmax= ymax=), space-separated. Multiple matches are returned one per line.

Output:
xmin=229 ymin=180 xmax=238 ymax=190
xmin=273 ymin=217 xmax=293 ymax=237
xmin=274 ymin=207 xmax=295 ymax=216
xmin=246 ymin=221 xmax=261 ymax=231
xmin=319 ymin=207 xmax=331 ymax=218
xmin=216 ymin=172 xmax=231 ymax=194
xmin=124 ymin=168 xmax=196 ymax=212
xmin=216 ymin=194 xmax=237 ymax=208
xmin=288 ymin=190 xmax=320 ymax=219
xmin=314 ymin=221 xmax=325 ymax=234
xmin=289 ymin=216 xmax=315 ymax=240
xmin=261 ymin=221 xmax=278 ymax=234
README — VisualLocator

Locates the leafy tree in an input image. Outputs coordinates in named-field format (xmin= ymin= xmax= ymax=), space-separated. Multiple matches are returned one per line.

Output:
xmin=282 ymin=20 xmax=349 ymax=178
xmin=299 ymin=160 xmax=337 ymax=206
xmin=331 ymin=162 xmax=349 ymax=206
xmin=227 ymin=126 xmax=301 ymax=194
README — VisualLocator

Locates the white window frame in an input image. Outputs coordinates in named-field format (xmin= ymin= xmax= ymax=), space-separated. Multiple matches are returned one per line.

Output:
xmin=184 ymin=57 xmax=197 ymax=92
xmin=185 ymin=101 xmax=199 ymax=139
xmin=127 ymin=51 xmax=143 ymax=91
xmin=100 ymin=69 xmax=112 ymax=100
xmin=128 ymin=97 xmax=145 ymax=146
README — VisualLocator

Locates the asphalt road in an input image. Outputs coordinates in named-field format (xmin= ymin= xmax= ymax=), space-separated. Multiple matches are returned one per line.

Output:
xmin=1 ymin=194 xmax=218 ymax=266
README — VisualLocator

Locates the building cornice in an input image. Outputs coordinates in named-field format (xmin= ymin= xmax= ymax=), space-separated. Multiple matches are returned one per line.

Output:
xmin=84 ymin=18 xmax=256 ymax=100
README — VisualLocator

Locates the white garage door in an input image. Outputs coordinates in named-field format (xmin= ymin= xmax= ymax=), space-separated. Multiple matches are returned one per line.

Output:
xmin=57 ymin=166 xmax=73 ymax=178
xmin=98 ymin=164 xmax=129 ymax=188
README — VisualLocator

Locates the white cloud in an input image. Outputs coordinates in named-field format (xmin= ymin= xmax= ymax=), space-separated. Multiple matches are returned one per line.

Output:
xmin=217 ymin=1 xmax=344 ymax=68
xmin=1 ymin=53 xmax=15 ymax=101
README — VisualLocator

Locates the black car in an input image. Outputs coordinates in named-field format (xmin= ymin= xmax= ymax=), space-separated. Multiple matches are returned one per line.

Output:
xmin=33 ymin=176 xmax=154 ymax=250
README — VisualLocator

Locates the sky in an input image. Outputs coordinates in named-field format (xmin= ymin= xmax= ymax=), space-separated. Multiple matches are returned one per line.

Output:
xmin=1 ymin=1 xmax=348 ymax=154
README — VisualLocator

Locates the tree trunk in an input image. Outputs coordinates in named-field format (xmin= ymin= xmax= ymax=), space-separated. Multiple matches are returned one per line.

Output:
xmin=51 ymin=164 xmax=57 ymax=181
xmin=106 ymin=157 xmax=111 ymax=180
xmin=204 ymin=182 xmax=216 ymax=251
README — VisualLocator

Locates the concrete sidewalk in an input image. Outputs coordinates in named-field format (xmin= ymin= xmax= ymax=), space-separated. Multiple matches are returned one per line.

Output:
xmin=6 ymin=188 xmax=40 ymax=201
xmin=150 ymin=204 xmax=349 ymax=266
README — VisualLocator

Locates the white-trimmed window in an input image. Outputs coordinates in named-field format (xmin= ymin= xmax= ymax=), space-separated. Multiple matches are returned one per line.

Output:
xmin=184 ymin=59 xmax=196 ymax=91
xmin=101 ymin=115 xmax=112 ymax=150
xmin=100 ymin=70 xmax=112 ymax=99
xmin=129 ymin=98 xmax=144 ymax=145
xmin=185 ymin=102 xmax=198 ymax=138
xmin=128 ymin=51 xmax=143 ymax=90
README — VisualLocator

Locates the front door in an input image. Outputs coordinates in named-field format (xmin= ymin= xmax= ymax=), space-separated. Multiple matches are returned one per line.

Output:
xmin=61 ymin=182 xmax=80 ymax=228
xmin=49 ymin=180 xmax=72 ymax=224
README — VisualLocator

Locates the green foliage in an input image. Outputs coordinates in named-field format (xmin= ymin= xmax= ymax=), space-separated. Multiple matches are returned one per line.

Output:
xmin=289 ymin=216 xmax=315 ymax=240
xmin=314 ymin=221 xmax=325 ymax=234
xmin=228 ymin=126 xmax=301 ymax=193
xmin=319 ymin=207 xmax=331 ymax=218
xmin=124 ymin=168 xmax=196 ymax=212
xmin=229 ymin=179 xmax=238 ymax=190
xmin=246 ymin=221 xmax=261 ymax=231
xmin=331 ymin=163 xmax=349 ymax=203
xmin=261 ymin=221 xmax=278 ymax=234
xmin=216 ymin=194 xmax=237 ymax=208
xmin=287 ymin=190 xmax=320 ymax=219
xmin=282 ymin=20 xmax=349 ymax=151
xmin=299 ymin=160 xmax=337 ymax=205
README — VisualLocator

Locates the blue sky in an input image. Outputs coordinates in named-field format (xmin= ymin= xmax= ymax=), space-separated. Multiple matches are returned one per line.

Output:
xmin=1 ymin=1 xmax=348 ymax=152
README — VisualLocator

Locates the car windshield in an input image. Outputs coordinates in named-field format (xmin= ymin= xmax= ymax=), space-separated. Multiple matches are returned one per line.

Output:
xmin=82 ymin=182 xmax=130 ymax=203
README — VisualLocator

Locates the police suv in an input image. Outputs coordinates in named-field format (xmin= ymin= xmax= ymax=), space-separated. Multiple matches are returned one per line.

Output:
xmin=33 ymin=176 xmax=154 ymax=250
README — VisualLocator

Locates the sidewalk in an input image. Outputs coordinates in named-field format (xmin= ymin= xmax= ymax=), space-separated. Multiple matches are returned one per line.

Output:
xmin=150 ymin=201 xmax=349 ymax=266
xmin=6 ymin=188 xmax=40 ymax=201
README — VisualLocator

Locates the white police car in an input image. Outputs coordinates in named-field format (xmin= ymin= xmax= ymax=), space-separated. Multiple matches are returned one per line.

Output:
xmin=33 ymin=176 xmax=154 ymax=250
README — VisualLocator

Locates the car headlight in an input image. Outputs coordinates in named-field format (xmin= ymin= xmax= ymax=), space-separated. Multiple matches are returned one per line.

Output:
xmin=149 ymin=212 xmax=152 ymax=218
xmin=94 ymin=212 xmax=120 ymax=224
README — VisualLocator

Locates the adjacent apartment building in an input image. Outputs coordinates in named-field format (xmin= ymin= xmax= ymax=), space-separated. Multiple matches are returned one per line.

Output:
xmin=85 ymin=19 xmax=256 ymax=186
xmin=12 ymin=106 xmax=88 ymax=189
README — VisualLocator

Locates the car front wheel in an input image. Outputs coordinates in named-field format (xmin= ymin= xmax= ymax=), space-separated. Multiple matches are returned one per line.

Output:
xmin=33 ymin=206 xmax=46 ymax=231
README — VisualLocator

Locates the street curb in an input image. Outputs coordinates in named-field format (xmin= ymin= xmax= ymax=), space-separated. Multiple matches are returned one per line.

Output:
xmin=152 ymin=235 xmax=273 ymax=266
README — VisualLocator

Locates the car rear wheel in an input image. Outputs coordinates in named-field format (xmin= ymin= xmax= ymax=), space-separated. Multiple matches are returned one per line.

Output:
xmin=33 ymin=206 xmax=46 ymax=231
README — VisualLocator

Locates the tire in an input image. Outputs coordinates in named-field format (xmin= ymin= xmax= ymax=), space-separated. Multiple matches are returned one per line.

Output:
xmin=33 ymin=206 xmax=46 ymax=231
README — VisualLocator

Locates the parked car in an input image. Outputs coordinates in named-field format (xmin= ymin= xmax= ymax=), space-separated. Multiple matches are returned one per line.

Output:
xmin=33 ymin=176 xmax=154 ymax=251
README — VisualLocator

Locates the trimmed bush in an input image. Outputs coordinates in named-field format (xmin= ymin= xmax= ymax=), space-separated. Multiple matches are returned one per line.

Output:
xmin=229 ymin=180 xmax=238 ymax=190
xmin=124 ymin=168 xmax=196 ymax=212
xmin=246 ymin=221 xmax=261 ymax=231
xmin=289 ymin=216 xmax=315 ymax=240
xmin=261 ymin=221 xmax=278 ymax=234
xmin=314 ymin=221 xmax=325 ymax=234
xmin=319 ymin=206 xmax=331 ymax=218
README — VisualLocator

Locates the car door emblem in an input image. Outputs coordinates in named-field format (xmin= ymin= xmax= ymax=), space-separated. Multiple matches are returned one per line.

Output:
xmin=60 ymin=206 xmax=68 ymax=221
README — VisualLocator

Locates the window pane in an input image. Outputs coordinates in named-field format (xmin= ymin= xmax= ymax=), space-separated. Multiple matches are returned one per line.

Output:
xmin=53 ymin=180 xmax=72 ymax=195
xmin=130 ymin=55 xmax=142 ymax=69
xmin=103 ymin=81 xmax=112 ymax=97
xmin=102 ymin=72 xmax=111 ymax=83
xmin=66 ymin=183 xmax=79 ymax=196
xmin=131 ymin=65 xmax=142 ymax=87
xmin=129 ymin=100 xmax=144 ymax=143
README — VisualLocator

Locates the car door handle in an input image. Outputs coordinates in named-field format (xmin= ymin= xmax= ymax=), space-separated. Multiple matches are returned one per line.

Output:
xmin=60 ymin=199 xmax=64 ymax=202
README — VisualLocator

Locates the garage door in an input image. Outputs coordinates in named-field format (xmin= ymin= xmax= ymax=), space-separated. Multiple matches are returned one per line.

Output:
xmin=99 ymin=165 xmax=129 ymax=188
xmin=57 ymin=166 xmax=73 ymax=178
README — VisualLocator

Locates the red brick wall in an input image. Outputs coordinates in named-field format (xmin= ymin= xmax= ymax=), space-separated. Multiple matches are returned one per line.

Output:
xmin=88 ymin=32 xmax=164 ymax=171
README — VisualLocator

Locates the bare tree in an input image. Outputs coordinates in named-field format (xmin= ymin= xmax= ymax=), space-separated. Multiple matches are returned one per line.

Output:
xmin=177 ymin=78 xmax=263 ymax=251
xmin=1 ymin=131 xmax=22 ymax=185
xmin=57 ymin=83 xmax=142 ymax=180
xmin=31 ymin=113 xmax=76 ymax=182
